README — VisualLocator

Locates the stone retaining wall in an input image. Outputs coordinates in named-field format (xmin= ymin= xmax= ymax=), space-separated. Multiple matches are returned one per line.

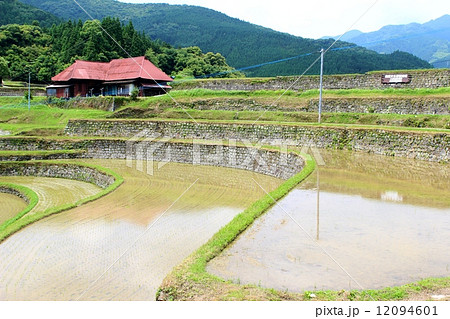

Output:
xmin=64 ymin=120 xmax=450 ymax=162
xmin=0 ymin=162 xmax=115 ymax=189
xmin=174 ymin=69 xmax=450 ymax=91
xmin=0 ymin=186 xmax=29 ymax=203
xmin=0 ymin=88 xmax=46 ymax=97
xmin=0 ymin=151 xmax=85 ymax=162
xmin=0 ymin=138 xmax=85 ymax=151
xmin=87 ymin=140 xmax=304 ymax=180
xmin=153 ymin=97 xmax=449 ymax=115
xmin=0 ymin=138 xmax=305 ymax=180
xmin=306 ymin=97 xmax=449 ymax=114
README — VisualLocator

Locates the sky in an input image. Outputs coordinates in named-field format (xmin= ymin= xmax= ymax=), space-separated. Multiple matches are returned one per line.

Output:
xmin=118 ymin=0 xmax=450 ymax=39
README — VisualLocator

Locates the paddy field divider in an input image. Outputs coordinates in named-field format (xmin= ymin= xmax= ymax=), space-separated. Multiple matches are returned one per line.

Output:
xmin=0 ymin=161 xmax=124 ymax=243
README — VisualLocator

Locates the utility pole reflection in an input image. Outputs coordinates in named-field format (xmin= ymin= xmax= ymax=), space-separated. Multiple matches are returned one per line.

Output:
xmin=316 ymin=168 xmax=320 ymax=241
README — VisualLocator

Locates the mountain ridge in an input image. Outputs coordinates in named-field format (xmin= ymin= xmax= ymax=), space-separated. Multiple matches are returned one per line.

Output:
xmin=0 ymin=0 xmax=61 ymax=28
xmin=324 ymin=15 xmax=450 ymax=68
xmin=13 ymin=0 xmax=433 ymax=76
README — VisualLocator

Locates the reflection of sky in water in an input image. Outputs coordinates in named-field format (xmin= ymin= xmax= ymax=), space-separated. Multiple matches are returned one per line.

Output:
xmin=208 ymin=150 xmax=450 ymax=292
xmin=0 ymin=160 xmax=280 ymax=300
xmin=381 ymin=191 xmax=403 ymax=202
xmin=0 ymin=207 xmax=241 ymax=300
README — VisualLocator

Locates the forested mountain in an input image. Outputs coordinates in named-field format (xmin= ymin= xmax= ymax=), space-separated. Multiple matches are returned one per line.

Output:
xmin=17 ymin=0 xmax=432 ymax=76
xmin=325 ymin=15 xmax=450 ymax=68
xmin=0 ymin=18 xmax=238 ymax=83
xmin=0 ymin=0 xmax=61 ymax=28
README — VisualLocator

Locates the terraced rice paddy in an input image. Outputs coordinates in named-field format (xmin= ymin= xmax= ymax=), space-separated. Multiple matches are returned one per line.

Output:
xmin=207 ymin=150 xmax=450 ymax=292
xmin=0 ymin=160 xmax=281 ymax=300
xmin=0 ymin=177 xmax=101 ymax=214
xmin=0 ymin=193 xmax=27 ymax=224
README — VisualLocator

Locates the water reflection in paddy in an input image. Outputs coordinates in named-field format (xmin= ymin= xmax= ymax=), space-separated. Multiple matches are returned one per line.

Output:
xmin=207 ymin=150 xmax=450 ymax=292
xmin=0 ymin=160 xmax=280 ymax=300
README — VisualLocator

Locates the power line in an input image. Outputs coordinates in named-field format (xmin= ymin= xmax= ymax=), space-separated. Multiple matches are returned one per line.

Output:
xmin=70 ymin=0 xmax=200 ymax=124
xmin=185 ymin=23 xmax=450 ymax=80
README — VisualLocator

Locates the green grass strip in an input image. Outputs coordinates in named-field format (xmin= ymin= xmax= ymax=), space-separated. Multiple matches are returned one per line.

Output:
xmin=167 ymin=87 xmax=450 ymax=98
xmin=302 ymin=277 xmax=450 ymax=301
xmin=157 ymin=152 xmax=316 ymax=300
xmin=0 ymin=183 xmax=39 ymax=232
xmin=0 ymin=161 xmax=124 ymax=243
xmin=157 ymin=151 xmax=449 ymax=300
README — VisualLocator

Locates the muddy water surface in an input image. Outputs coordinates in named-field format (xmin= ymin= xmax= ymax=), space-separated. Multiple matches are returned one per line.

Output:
xmin=0 ymin=193 xmax=27 ymax=224
xmin=0 ymin=176 xmax=101 ymax=214
xmin=208 ymin=150 xmax=450 ymax=292
xmin=0 ymin=160 xmax=280 ymax=300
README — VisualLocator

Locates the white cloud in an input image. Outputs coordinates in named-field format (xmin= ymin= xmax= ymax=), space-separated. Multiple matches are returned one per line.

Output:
xmin=118 ymin=0 xmax=450 ymax=38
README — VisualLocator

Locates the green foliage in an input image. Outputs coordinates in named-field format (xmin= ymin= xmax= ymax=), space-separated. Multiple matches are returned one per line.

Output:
xmin=0 ymin=23 xmax=61 ymax=82
xmin=0 ymin=17 xmax=239 ymax=83
xmin=0 ymin=0 xmax=61 ymax=28
xmin=18 ymin=0 xmax=432 ymax=77
xmin=147 ymin=45 xmax=243 ymax=79
xmin=23 ymin=89 xmax=32 ymax=100
xmin=0 ymin=56 xmax=9 ymax=78
xmin=130 ymin=87 xmax=139 ymax=101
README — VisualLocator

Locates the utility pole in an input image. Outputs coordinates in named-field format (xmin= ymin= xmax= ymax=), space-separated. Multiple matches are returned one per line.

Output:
xmin=28 ymin=72 xmax=31 ymax=111
xmin=318 ymin=48 xmax=324 ymax=124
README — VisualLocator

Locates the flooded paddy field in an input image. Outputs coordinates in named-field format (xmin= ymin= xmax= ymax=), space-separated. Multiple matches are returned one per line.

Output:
xmin=0 ymin=160 xmax=280 ymax=300
xmin=208 ymin=150 xmax=450 ymax=292
xmin=0 ymin=193 xmax=27 ymax=224
xmin=0 ymin=177 xmax=101 ymax=214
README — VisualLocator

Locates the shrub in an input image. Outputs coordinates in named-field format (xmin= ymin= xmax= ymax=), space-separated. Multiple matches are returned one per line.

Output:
xmin=130 ymin=88 xmax=139 ymax=101
xmin=23 ymin=89 xmax=33 ymax=100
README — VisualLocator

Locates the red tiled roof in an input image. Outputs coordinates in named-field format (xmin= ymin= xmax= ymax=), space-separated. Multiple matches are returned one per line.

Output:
xmin=52 ymin=56 xmax=172 ymax=82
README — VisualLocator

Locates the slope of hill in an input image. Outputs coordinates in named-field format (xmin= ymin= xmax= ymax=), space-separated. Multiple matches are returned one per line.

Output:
xmin=18 ymin=0 xmax=432 ymax=76
xmin=325 ymin=15 xmax=450 ymax=68
xmin=0 ymin=0 xmax=61 ymax=28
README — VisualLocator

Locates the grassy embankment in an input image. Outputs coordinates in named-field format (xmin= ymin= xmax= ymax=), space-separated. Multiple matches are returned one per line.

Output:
xmin=156 ymin=150 xmax=450 ymax=300
xmin=112 ymin=88 xmax=450 ymax=130
xmin=156 ymin=152 xmax=316 ymax=300
xmin=1 ymin=87 xmax=450 ymax=134
xmin=0 ymin=183 xmax=38 ymax=231
xmin=0 ymin=161 xmax=124 ymax=243
xmin=0 ymin=100 xmax=110 ymax=135
xmin=1 ymin=87 xmax=449 ymax=300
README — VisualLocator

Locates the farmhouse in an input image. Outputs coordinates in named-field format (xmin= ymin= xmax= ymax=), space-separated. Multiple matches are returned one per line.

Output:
xmin=46 ymin=56 xmax=173 ymax=98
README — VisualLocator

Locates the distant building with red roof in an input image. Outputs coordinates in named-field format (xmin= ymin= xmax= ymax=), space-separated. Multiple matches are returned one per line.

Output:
xmin=46 ymin=56 xmax=173 ymax=98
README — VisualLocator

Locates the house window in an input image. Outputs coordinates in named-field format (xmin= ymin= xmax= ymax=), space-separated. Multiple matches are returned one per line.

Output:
xmin=47 ymin=89 xmax=57 ymax=96
xmin=118 ymin=85 xmax=130 ymax=96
